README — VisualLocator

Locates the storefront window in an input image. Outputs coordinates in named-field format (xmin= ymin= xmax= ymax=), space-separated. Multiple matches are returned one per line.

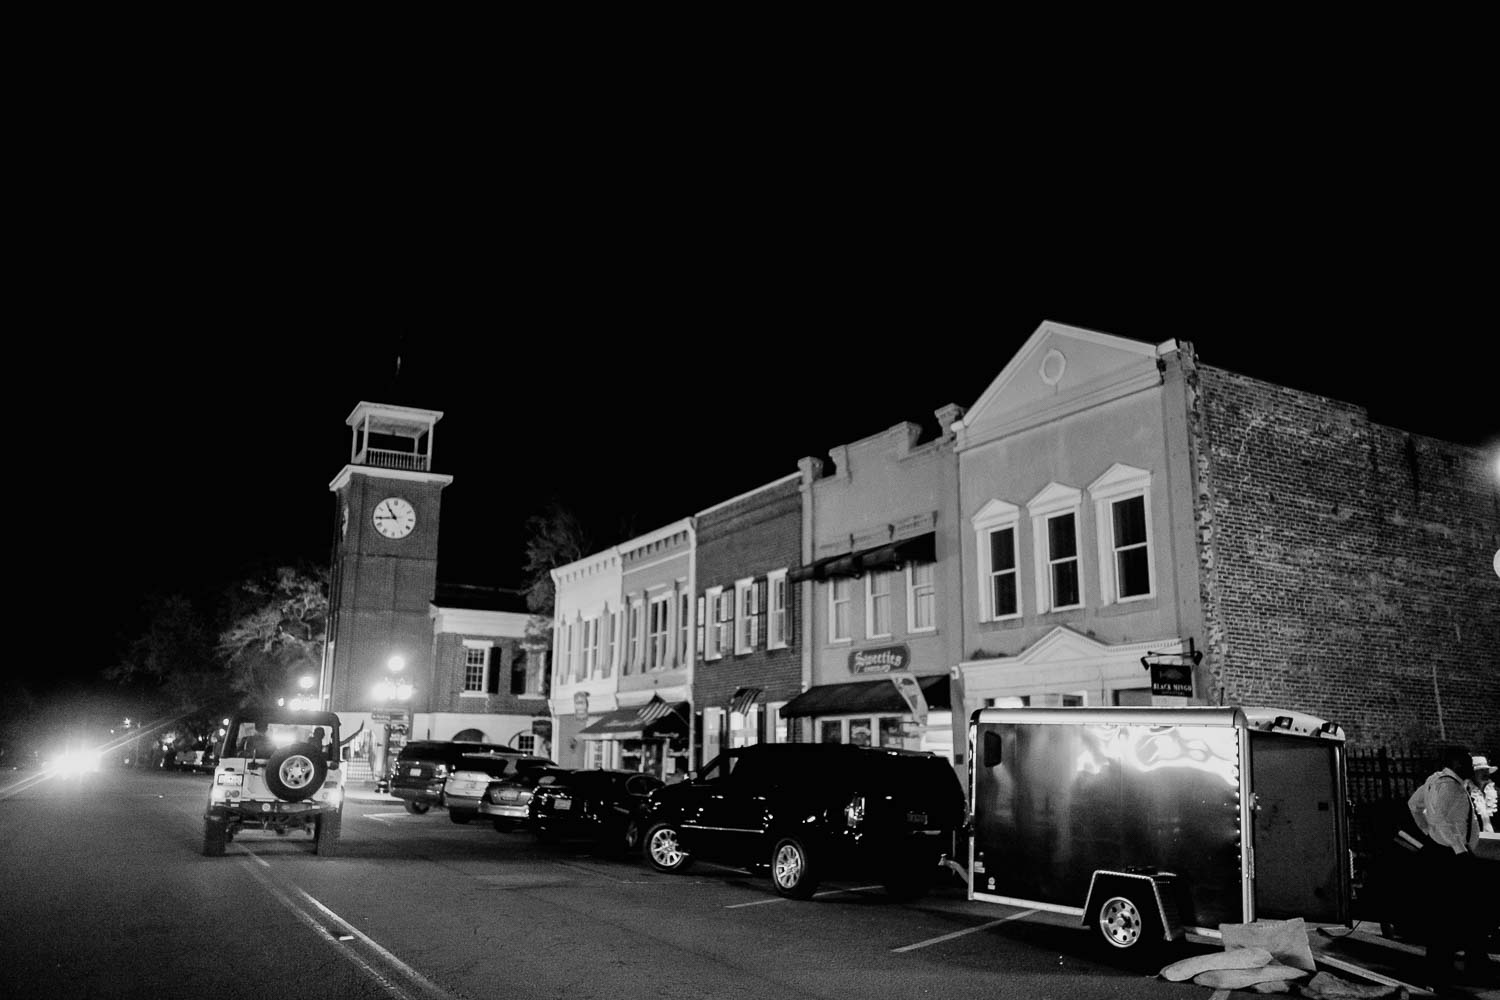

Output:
xmin=848 ymin=718 xmax=872 ymax=746
xmin=879 ymin=717 xmax=904 ymax=747
xmin=820 ymin=720 xmax=842 ymax=744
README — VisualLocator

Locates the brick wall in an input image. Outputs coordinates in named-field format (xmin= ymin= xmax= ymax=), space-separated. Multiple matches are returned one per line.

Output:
xmin=694 ymin=480 xmax=803 ymax=713
xmin=430 ymin=632 xmax=545 ymax=716
xmin=1192 ymin=361 xmax=1499 ymax=750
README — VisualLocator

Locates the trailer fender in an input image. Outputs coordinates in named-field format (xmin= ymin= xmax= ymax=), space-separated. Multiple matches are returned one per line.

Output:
xmin=1082 ymin=870 xmax=1183 ymax=943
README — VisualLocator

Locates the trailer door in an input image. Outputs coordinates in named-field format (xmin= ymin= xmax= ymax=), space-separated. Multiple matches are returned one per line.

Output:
xmin=1248 ymin=733 xmax=1349 ymax=923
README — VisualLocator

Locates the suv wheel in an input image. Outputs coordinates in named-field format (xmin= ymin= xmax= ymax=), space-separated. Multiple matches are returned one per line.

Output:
xmin=202 ymin=819 xmax=227 ymax=857
xmin=264 ymin=744 xmax=327 ymax=802
xmin=403 ymin=801 xmax=431 ymax=815
xmin=315 ymin=811 xmax=341 ymax=856
xmin=771 ymin=837 xmax=819 ymax=899
xmin=645 ymin=823 xmax=692 ymax=873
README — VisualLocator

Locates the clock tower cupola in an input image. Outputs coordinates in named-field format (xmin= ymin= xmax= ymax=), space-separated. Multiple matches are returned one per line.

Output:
xmin=323 ymin=402 xmax=453 ymax=743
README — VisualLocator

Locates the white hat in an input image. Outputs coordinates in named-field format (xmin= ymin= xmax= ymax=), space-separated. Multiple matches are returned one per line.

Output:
xmin=1474 ymin=755 xmax=1493 ymax=772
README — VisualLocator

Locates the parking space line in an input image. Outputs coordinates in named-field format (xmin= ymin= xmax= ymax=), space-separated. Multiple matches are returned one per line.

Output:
xmin=891 ymin=908 xmax=1039 ymax=953
xmin=725 ymin=884 xmax=883 ymax=909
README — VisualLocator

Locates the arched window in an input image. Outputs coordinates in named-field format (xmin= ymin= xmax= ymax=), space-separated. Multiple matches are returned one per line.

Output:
xmin=451 ymin=728 xmax=486 ymax=742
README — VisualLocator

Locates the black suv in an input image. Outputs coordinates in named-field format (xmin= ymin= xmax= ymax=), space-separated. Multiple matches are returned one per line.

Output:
xmin=639 ymin=743 xmax=965 ymax=899
xmin=386 ymin=740 xmax=522 ymax=815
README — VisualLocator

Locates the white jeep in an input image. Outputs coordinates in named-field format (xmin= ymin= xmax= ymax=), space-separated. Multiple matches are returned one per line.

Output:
xmin=203 ymin=708 xmax=344 ymax=857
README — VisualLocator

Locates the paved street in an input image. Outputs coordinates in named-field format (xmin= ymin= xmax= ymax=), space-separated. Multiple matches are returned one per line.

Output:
xmin=0 ymin=767 xmax=1470 ymax=1000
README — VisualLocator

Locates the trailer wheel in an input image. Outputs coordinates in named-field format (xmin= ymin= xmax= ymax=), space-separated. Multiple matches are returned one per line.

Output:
xmin=1094 ymin=891 xmax=1161 ymax=958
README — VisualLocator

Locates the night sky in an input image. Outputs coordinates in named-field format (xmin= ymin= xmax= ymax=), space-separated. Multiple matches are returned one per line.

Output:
xmin=17 ymin=139 xmax=1497 ymax=697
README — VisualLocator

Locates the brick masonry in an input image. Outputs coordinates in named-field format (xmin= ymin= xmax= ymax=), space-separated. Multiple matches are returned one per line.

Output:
xmin=1190 ymin=358 xmax=1499 ymax=751
xmin=693 ymin=479 xmax=803 ymax=719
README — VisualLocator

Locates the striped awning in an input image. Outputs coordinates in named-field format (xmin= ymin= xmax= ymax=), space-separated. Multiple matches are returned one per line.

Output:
xmin=578 ymin=697 xmax=689 ymax=740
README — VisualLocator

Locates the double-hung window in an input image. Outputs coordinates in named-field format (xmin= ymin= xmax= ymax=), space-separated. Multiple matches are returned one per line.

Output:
xmin=972 ymin=499 xmax=1021 ymax=621
xmin=829 ymin=577 xmax=851 ymax=642
xmin=648 ymin=593 xmax=670 ymax=669
xmin=766 ymin=570 xmax=788 ymax=649
xmin=703 ymin=587 xmax=724 ymax=660
xmin=1089 ymin=463 xmax=1155 ymax=604
xmin=1028 ymin=483 xmax=1084 ymax=613
xmin=735 ymin=579 xmax=759 ymax=654
xmin=582 ymin=617 xmax=599 ymax=677
xmin=866 ymin=571 xmax=892 ymax=638
xmin=906 ymin=561 xmax=935 ymax=632
xmin=716 ymin=589 xmax=734 ymax=656
xmin=462 ymin=642 xmax=489 ymax=693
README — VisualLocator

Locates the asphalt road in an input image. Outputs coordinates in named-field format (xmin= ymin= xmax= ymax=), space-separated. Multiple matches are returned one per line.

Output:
xmin=0 ymin=766 xmax=1429 ymax=1000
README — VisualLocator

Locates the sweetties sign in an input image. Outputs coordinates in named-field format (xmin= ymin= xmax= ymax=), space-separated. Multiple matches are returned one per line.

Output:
xmin=849 ymin=644 xmax=910 ymax=674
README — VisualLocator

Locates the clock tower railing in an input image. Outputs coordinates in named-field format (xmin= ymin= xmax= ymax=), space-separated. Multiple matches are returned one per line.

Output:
xmin=355 ymin=446 xmax=430 ymax=472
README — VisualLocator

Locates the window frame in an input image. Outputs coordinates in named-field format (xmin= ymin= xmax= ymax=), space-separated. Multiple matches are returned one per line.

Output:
xmin=828 ymin=576 xmax=851 ymax=644
xmin=972 ymin=498 xmax=1022 ymax=622
xmin=905 ymin=561 xmax=936 ymax=633
xmin=865 ymin=570 xmax=892 ymax=639
xmin=1027 ymin=483 xmax=1085 ymax=614
xmin=766 ymin=569 xmax=789 ymax=649
xmin=1088 ymin=463 xmax=1156 ymax=605
xmin=582 ymin=617 xmax=599 ymax=677
xmin=461 ymin=640 xmax=490 ymax=695
xmin=647 ymin=592 xmax=671 ymax=670
xmin=703 ymin=586 xmax=725 ymax=660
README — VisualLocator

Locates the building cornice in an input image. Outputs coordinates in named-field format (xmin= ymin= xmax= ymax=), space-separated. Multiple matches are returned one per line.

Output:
xmin=329 ymin=465 xmax=455 ymax=492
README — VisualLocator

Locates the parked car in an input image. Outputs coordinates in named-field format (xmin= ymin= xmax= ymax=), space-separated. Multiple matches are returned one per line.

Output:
xmin=531 ymin=769 xmax=665 ymax=852
xmin=170 ymin=746 xmax=218 ymax=773
xmin=639 ymin=743 xmax=965 ymax=900
xmin=476 ymin=762 xmax=574 ymax=832
xmin=386 ymin=740 xmax=522 ymax=816
xmin=441 ymin=753 xmax=559 ymax=826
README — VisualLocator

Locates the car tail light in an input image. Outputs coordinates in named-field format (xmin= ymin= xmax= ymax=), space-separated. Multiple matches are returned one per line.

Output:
xmin=844 ymin=794 xmax=865 ymax=829
xmin=488 ymin=787 xmax=504 ymax=804
xmin=434 ymin=765 xmax=448 ymax=779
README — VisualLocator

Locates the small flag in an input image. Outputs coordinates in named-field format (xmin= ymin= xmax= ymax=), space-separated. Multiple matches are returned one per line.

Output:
xmin=728 ymin=686 xmax=763 ymax=717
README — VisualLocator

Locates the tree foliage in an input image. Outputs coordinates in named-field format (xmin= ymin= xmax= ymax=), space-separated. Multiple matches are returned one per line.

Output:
xmin=521 ymin=503 xmax=592 ymax=617
xmin=217 ymin=565 xmax=328 ymax=705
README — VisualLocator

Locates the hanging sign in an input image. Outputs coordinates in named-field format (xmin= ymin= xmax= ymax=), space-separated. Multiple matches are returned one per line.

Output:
xmin=531 ymin=719 xmax=553 ymax=740
xmin=573 ymin=692 xmax=589 ymax=722
xmin=1148 ymin=662 xmax=1194 ymax=697
xmin=889 ymin=672 xmax=929 ymax=726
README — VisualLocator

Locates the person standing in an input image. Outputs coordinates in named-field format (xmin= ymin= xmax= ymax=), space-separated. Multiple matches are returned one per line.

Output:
xmin=1408 ymin=746 xmax=1494 ymax=994
xmin=1468 ymin=755 xmax=1497 ymax=834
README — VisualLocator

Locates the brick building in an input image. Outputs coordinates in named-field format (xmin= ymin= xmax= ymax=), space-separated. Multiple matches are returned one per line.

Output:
xmin=692 ymin=474 xmax=802 ymax=766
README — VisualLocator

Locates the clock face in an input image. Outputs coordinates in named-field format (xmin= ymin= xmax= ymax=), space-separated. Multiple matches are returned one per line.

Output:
xmin=372 ymin=497 xmax=416 ymax=539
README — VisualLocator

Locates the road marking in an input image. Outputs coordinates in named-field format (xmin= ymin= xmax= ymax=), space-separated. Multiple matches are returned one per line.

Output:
xmin=724 ymin=884 xmax=884 ymax=909
xmin=1209 ymin=991 xmax=1232 ymax=1000
xmin=891 ymin=908 xmax=1040 ymax=953
xmin=239 ymin=848 xmax=454 ymax=1000
xmin=364 ymin=812 xmax=418 ymax=823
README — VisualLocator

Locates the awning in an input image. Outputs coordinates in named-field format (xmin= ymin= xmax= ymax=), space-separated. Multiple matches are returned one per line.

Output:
xmin=788 ymin=531 xmax=936 ymax=583
xmin=779 ymin=674 xmax=951 ymax=718
xmin=577 ymin=700 xmax=689 ymax=741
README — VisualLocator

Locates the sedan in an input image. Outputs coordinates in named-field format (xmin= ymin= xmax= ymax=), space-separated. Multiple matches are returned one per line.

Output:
xmin=441 ymin=754 xmax=557 ymax=825
xmin=531 ymin=769 xmax=664 ymax=854
xmin=479 ymin=765 xmax=573 ymax=832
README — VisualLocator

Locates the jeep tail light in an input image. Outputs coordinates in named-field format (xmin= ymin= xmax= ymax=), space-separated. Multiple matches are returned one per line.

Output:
xmin=845 ymin=794 xmax=866 ymax=829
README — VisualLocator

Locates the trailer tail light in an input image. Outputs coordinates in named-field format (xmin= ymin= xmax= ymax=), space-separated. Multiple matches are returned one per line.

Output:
xmin=845 ymin=794 xmax=866 ymax=829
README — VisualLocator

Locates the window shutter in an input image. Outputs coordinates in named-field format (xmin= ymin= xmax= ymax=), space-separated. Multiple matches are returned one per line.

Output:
xmin=751 ymin=581 xmax=762 ymax=648
xmin=785 ymin=582 xmax=795 ymax=647
xmin=696 ymin=596 xmax=706 ymax=655
xmin=486 ymin=647 xmax=501 ymax=694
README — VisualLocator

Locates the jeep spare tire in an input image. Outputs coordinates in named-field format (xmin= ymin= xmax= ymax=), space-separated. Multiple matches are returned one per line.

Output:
xmin=265 ymin=744 xmax=327 ymax=801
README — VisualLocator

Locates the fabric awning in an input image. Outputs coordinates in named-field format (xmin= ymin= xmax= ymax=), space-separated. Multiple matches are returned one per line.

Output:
xmin=779 ymin=674 xmax=951 ymax=718
xmin=788 ymin=531 xmax=937 ymax=583
xmin=577 ymin=701 xmax=689 ymax=740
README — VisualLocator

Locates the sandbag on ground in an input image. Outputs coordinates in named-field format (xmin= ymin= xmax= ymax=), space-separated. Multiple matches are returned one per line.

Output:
xmin=1191 ymin=962 xmax=1308 ymax=989
xmin=1160 ymin=947 xmax=1274 ymax=982
xmin=1220 ymin=917 xmax=1318 ymax=972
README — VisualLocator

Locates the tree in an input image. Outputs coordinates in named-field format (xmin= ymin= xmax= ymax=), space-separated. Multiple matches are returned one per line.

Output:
xmin=217 ymin=565 xmax=328 ymax=706
xmin=520 ymin=504 xmax=592 ymax=699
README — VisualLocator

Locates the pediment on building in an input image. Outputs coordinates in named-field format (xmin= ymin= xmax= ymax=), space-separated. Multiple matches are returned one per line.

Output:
xmin=959 ymin=321 xmax=1166 ymax=448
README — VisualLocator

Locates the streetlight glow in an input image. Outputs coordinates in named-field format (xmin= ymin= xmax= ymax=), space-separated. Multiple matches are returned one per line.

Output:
xmin=387 ymin=655 xmax=406 ymax=673
xmin=298 ymin=674 xmax=314 ymax=690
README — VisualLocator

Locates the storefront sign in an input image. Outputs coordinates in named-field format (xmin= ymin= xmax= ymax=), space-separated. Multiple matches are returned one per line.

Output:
xmin=371 ymin=708 xmax=408 ymax=724
xmin=573 ymin=692 xmax=589 ymax=722
xmin=1149 ymin=662 xmax=1194 ymax=697
xmin=531 ymin=718 xmax=552 ymax=740
xmin=849 ymin=644 xmax=910 ymax=674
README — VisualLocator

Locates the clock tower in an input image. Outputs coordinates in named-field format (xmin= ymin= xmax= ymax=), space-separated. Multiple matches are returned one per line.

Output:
xmin=323 ymin=402 xmax=452 ymax=773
